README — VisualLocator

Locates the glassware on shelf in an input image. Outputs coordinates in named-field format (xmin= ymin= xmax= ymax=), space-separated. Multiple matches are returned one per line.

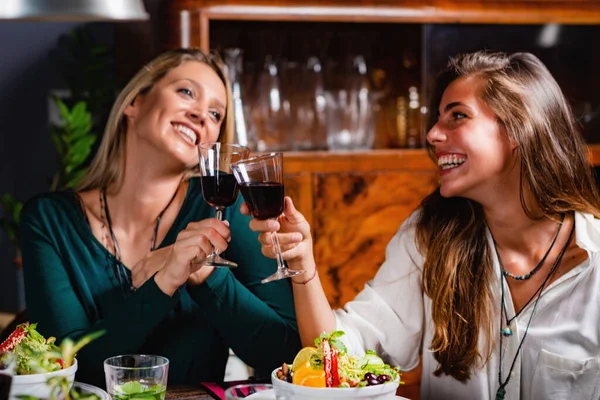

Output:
xmin=223 ymin=48 xmax=258 ymax=150
xmin=324 ymin=55 xmax=375 ymax=151
xmin=251 ymin=56 xmax=291 ymax=152
xmin=284 ymin=56 xmax=328 ymax=151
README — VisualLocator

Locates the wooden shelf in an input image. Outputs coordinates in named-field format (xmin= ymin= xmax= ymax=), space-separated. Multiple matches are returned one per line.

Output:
xmin=170 ymin=0 xmax=600 ymax=24
xmin=283 ymin=145 xmax=600 ymax=172
xmin=283 ymin=148 xmax=436 ymax=174
xmin=165 ymin=0 xmax=600 ymax=50
xmin=589 ymin=144 xmax=600 ymax=167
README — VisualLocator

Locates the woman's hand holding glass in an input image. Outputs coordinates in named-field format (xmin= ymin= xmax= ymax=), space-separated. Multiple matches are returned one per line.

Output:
xmin=154 ymin=218 xmax=231 ymax=295
xmin=243 ymin=197 xmax=315 ymax=273
xmin=233 ymin=152 xmax=308 ymax=283
xmin=197 ymin=142 xmax=249 ymax=267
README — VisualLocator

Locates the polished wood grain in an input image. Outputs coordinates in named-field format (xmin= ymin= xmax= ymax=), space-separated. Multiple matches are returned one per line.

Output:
xmin=313 ymin=170 xmax=437 ymax=305
xmin=588 ymin=144 xmax=600 ymax=166
xmin=282 ymin=149 xmax=437 ymax=307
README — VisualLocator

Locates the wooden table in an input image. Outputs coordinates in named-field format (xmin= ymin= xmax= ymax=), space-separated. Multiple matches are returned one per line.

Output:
xmin=166 ymin=384 xmax=215 ymax=399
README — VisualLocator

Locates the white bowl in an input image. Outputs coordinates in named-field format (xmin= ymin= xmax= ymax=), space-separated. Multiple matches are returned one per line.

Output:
xmin=271 ymin=367 xmax=399 ymax=400
xmin=8 ymin=359 xmax=77 ymax=399
xmin=73 ymin=382 xmax=110 ymax=400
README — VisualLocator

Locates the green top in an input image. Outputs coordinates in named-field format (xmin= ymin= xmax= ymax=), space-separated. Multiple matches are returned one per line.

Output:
xmin=20 ymin=177 xmax=301 ymax=387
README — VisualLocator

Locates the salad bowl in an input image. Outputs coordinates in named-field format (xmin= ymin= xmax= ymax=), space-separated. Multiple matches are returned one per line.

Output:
xmin=271 ymin=331 xmax=400 ymax=400
xmin=8 ymin=359 xmax=77 ymax=399
xmin=271 ymin=368 xmax=399 ymax=400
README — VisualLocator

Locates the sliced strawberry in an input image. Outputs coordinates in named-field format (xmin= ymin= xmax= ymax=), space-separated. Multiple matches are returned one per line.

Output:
xmin=331 ymin=349 xmax=340 ymax=387
xmin=0 ymin=325 xmax=27 ymax=352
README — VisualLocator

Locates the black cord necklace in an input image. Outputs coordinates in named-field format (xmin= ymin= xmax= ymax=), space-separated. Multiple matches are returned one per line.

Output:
xmin=495 ymin=217 xmax=575 ymax=400
xmin=501 ymin=213 xmax=564 ymax=281
xmin=100 ymin=186 xmax=179 ymax=297
xmin=496 ymin=214 xmax=565 ymax=336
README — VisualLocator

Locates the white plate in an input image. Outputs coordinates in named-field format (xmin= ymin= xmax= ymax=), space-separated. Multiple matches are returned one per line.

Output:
xmin=73 ymin=382 xmax=110 ymax=400
xmin=245 ymin=389 xmax=275 ymax=399
xmin=247 ymin=388 xmax=411 ymax=400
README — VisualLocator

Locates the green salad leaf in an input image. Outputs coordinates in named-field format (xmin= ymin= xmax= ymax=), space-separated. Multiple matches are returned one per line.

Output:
xmin=313 ymin=330 xmax=401 ymax=385
xmin=12 ymin=323 xmax=62 ymax=375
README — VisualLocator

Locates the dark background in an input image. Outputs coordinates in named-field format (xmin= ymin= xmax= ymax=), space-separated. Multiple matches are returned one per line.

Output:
xmin=0 ymin=21 xmax=86 ymax=312
xmin=0 ymin=0 xmax=163 ymax=313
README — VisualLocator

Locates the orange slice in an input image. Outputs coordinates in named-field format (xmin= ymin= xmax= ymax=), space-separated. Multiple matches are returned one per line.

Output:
xmin=291 ymin=347 xmax=317 ymax=373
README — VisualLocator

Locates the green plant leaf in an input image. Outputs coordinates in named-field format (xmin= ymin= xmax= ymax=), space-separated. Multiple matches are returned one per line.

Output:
xmin=56 ymin=98 xmax=72 ymax=125
xmin=12 ymin=201 xmax=23 ymax=222
xmin=66 ymin=169 xmax=87 ymax=189
xmin=70 ymin=101 xmax=88 ymax=125
xmin=0 ymin=220 xmax=17 ymax=242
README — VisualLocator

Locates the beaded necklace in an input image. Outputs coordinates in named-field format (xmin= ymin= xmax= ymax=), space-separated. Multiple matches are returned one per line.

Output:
xmin=501 ymin=213 xmax=564 ymax=281
xmin=100 ymin=187 xmax=178 ymax=298
xmin=496 ymin=214 xmax=565 ymax=337
xmin=495 ymin=218 xmax=574 ymax=400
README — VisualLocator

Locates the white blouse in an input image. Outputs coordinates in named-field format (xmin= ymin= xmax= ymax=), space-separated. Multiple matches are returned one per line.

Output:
xmin=335 ymin=212 xmax=600 ymax=400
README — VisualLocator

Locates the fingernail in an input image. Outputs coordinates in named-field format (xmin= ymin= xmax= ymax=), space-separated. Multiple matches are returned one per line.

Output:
xmin=293 ymin=233 xmax=303 ymax=242
xmin=268 ymin=221 xmax=278 ymax=230
xmin=223 ymin=220 xmax=230 ymax=227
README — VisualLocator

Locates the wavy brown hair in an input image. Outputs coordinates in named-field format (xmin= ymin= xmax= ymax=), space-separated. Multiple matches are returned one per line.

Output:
xmin=77 ymin=48 xmax=234 ymax=193
xmin=415 ymin=51 xmax=600 ymax=381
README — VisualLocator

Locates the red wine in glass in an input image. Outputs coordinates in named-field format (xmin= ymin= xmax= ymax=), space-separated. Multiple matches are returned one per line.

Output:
xmin=239 ymin=182 xmax=284 ymax=220
xmin=201 ymin=173 xmax=240 ymax=208
xmin=232 ymin=153 xmax=304 ymax=283
xmin=198 ymin=142 xmax=249 ymax=268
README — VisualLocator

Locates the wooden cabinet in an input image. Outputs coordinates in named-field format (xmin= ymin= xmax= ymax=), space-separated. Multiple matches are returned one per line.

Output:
xmin=158 ymin=3 xmax=600 ymax=397
xmin=159 ymin=0 xmax=600 ymax=302
xmin=284 ymin=149 xmax=437 ymax=306
xmin=163 ymin=0 xmax=600 ymax=52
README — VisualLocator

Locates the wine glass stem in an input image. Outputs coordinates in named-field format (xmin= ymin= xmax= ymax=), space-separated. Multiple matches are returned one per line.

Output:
xmin=212 ymin=207 xmax=225 ymax=256
xmin=270 ymin=230 xmax=285 ymax=270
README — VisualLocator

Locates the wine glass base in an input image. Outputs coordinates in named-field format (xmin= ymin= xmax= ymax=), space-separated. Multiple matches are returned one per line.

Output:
xmin=200 ymin=255 xmax=238 ymax=268
xmin=261 ymin=268 xmax=304 ymax=284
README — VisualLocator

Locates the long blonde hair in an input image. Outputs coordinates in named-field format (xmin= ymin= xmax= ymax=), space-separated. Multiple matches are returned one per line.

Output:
xmin=415 ymin=51 xmax=600 ymax=381
xmin=77 ymin=48 xmax=234 ymax=192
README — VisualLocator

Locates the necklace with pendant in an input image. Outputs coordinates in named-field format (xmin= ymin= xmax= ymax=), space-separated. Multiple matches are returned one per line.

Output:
xmin=100 ymin=186 xmax=179 ymax=298
xmin=495 ymin=216 xmax=573 ymax=399
xmin=496 ymin=213 xmax=564 ymax=337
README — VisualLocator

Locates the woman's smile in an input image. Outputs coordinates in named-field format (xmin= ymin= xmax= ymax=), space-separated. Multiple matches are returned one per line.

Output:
xmin=172 ymin=122 xmax=199 ymax=146
xmin=437 ymin=153 xmax=467 ymax=174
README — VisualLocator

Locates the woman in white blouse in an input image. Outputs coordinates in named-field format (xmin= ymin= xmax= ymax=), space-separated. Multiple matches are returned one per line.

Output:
xmin=244 ymin=51 xmax=600 ymax=400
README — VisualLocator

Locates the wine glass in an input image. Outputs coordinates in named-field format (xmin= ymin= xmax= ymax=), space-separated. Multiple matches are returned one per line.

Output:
xmin=231 ymin=152 xmax=304 ymax=283
xmin=197 ymin=142 xmax=250 ymax=268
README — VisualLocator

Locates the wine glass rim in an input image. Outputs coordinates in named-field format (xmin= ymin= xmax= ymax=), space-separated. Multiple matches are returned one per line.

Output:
xmin=103 ymin=354 xmax=170 ymax=369
xmin=232 ymin=152 xmax=282 ymax=166
xmin=198 ymin=142 xmax=250 ymax=151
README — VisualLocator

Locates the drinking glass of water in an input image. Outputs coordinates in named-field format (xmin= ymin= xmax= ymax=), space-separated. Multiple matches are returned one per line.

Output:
xmin=104 ymin=355 xmax=169 ymax=400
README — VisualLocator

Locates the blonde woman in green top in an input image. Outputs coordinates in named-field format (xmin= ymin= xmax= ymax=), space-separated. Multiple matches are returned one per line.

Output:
xmin=20 ymin=48 xmax=300 ymax=388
